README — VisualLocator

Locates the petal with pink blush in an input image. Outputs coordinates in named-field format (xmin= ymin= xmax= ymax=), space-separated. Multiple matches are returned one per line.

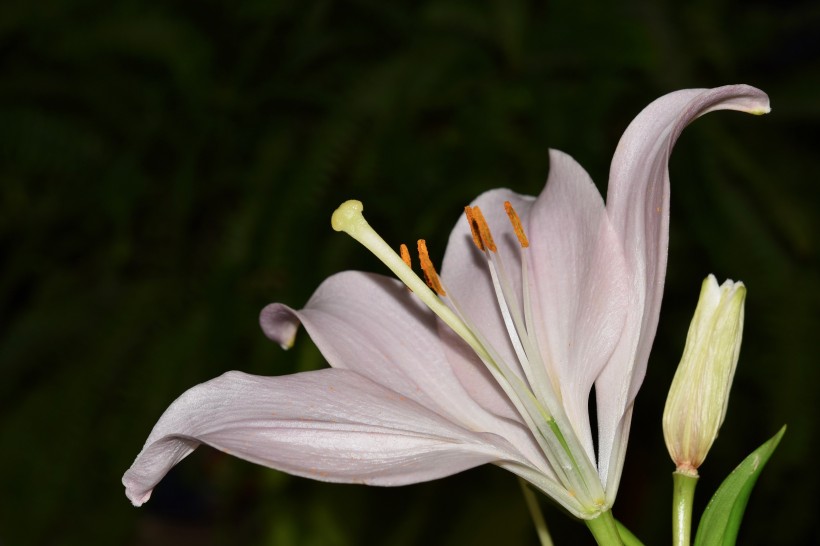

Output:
xmin=123 ymin=369 xmax=535 ymax=507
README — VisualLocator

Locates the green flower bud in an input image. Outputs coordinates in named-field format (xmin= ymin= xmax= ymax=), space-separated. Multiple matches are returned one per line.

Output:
xmin=663 ymin=274 xmax=746 ymax=476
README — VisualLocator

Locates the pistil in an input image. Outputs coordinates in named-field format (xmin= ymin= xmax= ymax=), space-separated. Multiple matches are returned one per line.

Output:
xmin=331 ymin=200 xmax=486 ymax=362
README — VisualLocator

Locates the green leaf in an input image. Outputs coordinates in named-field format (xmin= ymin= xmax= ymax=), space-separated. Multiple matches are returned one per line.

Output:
xmin=615 ymin=519 xmax=646 ymax=546
xmin=694 ymin=426 xmax=786 ymax=546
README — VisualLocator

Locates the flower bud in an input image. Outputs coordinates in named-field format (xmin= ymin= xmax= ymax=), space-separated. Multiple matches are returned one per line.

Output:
xmin=663 ymin=275 xmax=746 ymax=475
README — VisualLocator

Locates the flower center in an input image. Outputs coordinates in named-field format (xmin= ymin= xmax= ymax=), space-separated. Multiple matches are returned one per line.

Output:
xmin=331 ymin=199 xmax=605 ymax=513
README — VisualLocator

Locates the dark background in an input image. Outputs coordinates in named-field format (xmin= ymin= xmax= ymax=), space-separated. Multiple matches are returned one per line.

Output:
xmin=1 ymin=0 xmax=817 ymax=544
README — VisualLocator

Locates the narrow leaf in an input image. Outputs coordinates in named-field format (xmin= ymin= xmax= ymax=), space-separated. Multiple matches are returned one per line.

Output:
xmin=694 ymin=426 xmax=786 ymax=546
xmin=616 ymin=519 xmax=646 ymax=546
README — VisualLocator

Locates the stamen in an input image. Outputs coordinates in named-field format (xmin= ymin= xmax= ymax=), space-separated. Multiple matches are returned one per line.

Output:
xmin=400 ymin=244 xmax=412 ymax=268
xmin=504 ymin=201 xmax=530 ymax=248
xmin=417 ymin=240 xmax=446 ymax=296
xmin=463 ymin=207 xmax=484 ymax=251
xmin=469 ymin=206 xmax=497 ymax=252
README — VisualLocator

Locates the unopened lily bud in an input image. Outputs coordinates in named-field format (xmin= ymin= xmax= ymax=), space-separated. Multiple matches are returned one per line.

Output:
xmin=663 ymin=274 xmax=746 ymax=476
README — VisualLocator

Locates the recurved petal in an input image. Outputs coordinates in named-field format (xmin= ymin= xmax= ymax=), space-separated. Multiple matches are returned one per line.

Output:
xmin=260 ymin=271 xmax=549 ymax=469
xmin=596 ymin=85 xmax=769 ymax=495
xmin=605 ymin=84 xmax=770 ymax=402
xmin=123 ymin=369 xmax=529 ymax=506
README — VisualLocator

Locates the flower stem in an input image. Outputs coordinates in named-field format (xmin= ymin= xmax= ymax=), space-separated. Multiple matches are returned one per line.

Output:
xmin=672 ymin=470 xmax=698 ymax=546
xmin=518 ymin=478 xmax=554 ymax=546
xmin=585 ymin=509 xmax=624 ymax=546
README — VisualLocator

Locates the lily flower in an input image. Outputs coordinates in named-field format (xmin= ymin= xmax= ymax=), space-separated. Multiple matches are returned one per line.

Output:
xmin=123 ymin=86 xmax=769 ymax=525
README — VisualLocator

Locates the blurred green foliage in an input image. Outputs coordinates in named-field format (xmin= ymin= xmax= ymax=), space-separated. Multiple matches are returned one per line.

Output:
xmin=0 ymin=0 xmax=817 ymax=544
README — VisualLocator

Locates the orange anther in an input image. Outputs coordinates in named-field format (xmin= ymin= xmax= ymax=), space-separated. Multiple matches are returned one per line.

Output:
xmin=469 ymin=206 xmax=497 ymax=253
xmin=417 ymin=239 xmax=446 ymax=296
xmin=400 ymin=243 xmax=412 ymax=268
xmin=463 ymin=207 xmax=484 ymax=251
xmin=504 ymin=201 xmax=529 ymax=248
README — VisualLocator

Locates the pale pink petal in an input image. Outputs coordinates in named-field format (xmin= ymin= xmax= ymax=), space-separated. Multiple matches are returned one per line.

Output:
xmin=260 ymin=271 xmax=549 ymax=471
xmin=524 ymin=149 xmax=629 ymax=462
xmin=606 ymin=85 xmax=770 ymax=394
xmin=439 ymin=189 xmax=535 ymax=421
xmin=123 ymin=369 xmax=532 ymax=507
xmin=596 ymin=85 xmax=770 ymax=493
xmin=261 ymin=271 xmax=452 ymax=415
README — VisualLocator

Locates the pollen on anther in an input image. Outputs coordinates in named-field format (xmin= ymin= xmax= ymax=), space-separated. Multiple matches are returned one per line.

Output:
xmin=504 ymin=201 xmax=529 ymax=248
xmin=400 ymin=244 xmax=412 ymax=268
xmin=464 ymin=207 xmax=484 ymax=251
xmin=417 ymin=239 xmax=446 ymax=296
xmin=469 ymin=206 xmax=497 ymax=253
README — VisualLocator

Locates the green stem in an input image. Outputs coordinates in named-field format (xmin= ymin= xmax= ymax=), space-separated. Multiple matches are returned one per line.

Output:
xmin=585 ymin=510 xmax=624 ymax=546
xmin=518 ymin=478 xmax=554 ymax=546
xmin=672 ymin=470 xmax=699 ymax=546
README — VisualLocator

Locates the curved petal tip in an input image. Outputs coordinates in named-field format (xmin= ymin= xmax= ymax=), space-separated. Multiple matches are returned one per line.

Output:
xmin=123 ymin=478 xmax=151 ymax=507
xmin=259 ymin=303 xmax=301 ymax=349
xmin=710 ymin=84 xmax=770 ymax=115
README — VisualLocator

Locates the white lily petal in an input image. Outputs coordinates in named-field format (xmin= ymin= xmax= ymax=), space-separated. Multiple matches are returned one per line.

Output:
xmin=525 ymin=149 xmax=630 ymax=464
xmin=123 ymin=369 xmax=535 ymax=507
